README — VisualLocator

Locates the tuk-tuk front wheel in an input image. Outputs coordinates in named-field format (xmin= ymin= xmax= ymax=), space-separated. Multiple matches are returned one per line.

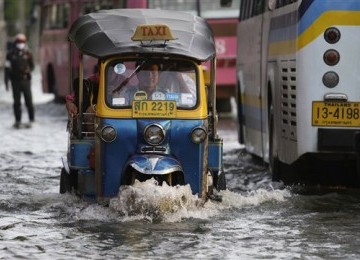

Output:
xmin=213 ymin=170 xmax=226 ymax=191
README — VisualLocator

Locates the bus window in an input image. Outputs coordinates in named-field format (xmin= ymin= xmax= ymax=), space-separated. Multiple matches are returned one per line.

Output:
xmin=200 ymin=0 xmax=240 ymax=19
xmin=43 ymin=3 xmax=69 ymax=30
xmin=254 ymin=0 xmax=265 ymax=16
xmin=148 ymin=0 xmax=197 ymax=15
xmin=277 ymin=0 xmax=298 ymax=8
xmin=240 ymin=0 xmax=251 ymax=20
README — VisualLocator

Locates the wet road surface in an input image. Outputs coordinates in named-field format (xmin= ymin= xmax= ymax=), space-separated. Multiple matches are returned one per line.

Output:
xmin=1 ymin=69 xmax=360 ymax=259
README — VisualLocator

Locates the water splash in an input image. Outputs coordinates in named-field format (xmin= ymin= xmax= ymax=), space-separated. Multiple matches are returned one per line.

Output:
xmin=108 ymin=179 xmax=291 ymax=223
xmin=109 ymin=179 xmax=206 ymax=223
xmin=217 ymin=188 xmax=292 ymax=209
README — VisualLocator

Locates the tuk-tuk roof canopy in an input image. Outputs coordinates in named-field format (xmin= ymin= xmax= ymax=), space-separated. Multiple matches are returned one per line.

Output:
xmin=68 ymin=9 xmax=216 ymax=62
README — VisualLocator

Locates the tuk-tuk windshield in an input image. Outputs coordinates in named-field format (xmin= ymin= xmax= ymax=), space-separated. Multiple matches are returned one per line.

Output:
xmin=106 ymin=59 xmax=197 ymax=109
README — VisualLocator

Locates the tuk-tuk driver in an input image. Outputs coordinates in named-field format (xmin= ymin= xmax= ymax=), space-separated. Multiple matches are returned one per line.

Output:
xmin=137 ymin=63 xmax=160 ymax=96
xmin=116 ymin=62 xmax=160 ymax=104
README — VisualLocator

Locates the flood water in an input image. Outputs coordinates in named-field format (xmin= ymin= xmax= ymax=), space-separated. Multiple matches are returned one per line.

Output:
xmin=1 ymin=68 xmax=360 ymax=259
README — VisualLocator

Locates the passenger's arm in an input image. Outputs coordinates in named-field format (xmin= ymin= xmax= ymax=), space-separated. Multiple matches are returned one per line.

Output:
xmin=65 ymin=95 xmax=78 ymax=117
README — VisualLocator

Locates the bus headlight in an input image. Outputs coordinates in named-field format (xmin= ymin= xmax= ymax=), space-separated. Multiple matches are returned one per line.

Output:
xmin=322 ymin=71 xmax=339 ymax=88
xmin=323 ymin=49 xmax=340 ymax=66
xmin=97 ymin=125 xmax=117 ymax=143
xmin=324 ymin=27 xmax=340 ymax=44
xmin=191 ymin=127 xmax=207 ymax=144
xmin=144 ymin=124 xmax=165 ymax=145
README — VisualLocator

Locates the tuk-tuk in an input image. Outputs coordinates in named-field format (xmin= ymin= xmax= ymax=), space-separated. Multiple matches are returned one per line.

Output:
xmin=60 ymin=9 xmax=225 ymax=203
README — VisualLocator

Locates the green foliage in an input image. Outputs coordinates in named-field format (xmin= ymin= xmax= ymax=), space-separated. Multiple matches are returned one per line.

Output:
xmin=4 ymin=0 xmax=16 ymax=22
xmin=4 ymin=0 xmax=35 ymax=36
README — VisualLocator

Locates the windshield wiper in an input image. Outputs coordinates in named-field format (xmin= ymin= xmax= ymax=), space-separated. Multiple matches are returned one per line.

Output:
xmin=112 ymin=60 xmax=146 ymax=94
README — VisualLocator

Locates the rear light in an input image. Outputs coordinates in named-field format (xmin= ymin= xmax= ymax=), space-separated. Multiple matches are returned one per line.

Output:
xmin=323 ymin=49 xmax=340 ymax=66
xmin=322 ymin=71 xmax=339 ymax=88
xmin=324 ymin=27 xmax=340 ymax=44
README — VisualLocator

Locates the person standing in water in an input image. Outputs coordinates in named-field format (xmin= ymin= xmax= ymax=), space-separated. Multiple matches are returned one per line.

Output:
xmin=4 ymin=33 xmax=35 ymax=128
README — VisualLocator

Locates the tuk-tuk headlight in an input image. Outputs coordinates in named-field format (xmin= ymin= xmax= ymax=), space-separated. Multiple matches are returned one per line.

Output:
xmin=144 ymin=124 xmax=165 ymax=145
xmin=97 ymin=125 xmax=117 ymax=143
xmin=191 ymin=127 xmax=207 ymax=144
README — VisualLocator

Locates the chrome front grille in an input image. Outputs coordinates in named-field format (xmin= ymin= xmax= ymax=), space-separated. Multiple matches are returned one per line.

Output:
xmin=141 ymin=146 xmax=168 ymax=153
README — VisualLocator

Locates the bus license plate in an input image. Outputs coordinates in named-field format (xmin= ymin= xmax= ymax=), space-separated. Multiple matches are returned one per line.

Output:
xmin=312 ymin=101 xmax=360 ymax=127
xmin=132 ymin=100 xmax=177 ymax=118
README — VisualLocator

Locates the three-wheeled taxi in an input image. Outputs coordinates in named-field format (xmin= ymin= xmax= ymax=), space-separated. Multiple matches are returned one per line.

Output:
xmin=60 ymin=9 xmax=225 ymax=203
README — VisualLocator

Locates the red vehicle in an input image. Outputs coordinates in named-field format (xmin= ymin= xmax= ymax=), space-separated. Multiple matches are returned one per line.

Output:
xmin=39 ymin=0 xmax=239 ymax=108
xmin=39 ymin=0 xmax=123 ymax=101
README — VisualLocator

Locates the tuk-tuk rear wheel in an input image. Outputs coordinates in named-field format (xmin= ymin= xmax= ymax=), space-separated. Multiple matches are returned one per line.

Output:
xmin=60 ymin=168 xmax=77 ymax=194
xmin=60 ymin=168 xmax=71 ymax=194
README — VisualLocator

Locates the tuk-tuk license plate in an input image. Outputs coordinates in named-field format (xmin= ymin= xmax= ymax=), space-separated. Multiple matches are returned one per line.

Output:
xmin=132 ymin=100 xmax=177 ymax=118
xmin=312 ymin=101 xmax=360 ymax=127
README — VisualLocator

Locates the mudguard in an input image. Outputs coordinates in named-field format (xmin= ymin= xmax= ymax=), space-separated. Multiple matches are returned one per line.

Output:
xmin=128 ymin=154 xmax=183 ymax=175
xmin=61 ymin=157 xmax=70 ymax=174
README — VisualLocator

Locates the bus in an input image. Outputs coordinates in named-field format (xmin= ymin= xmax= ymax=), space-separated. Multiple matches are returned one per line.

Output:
xmin=39 ymin=0 xmax=123 ymax=101
xmin=236 ymin=0 xmax=360 ymax=186
xmin=39 ymin=0 xmax=240 ymax=110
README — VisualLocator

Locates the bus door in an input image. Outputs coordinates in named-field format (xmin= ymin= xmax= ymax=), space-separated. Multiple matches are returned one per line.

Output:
xmin=259 ymin=0 xmax=273 ymax=162
xmin=237 ymin=0 xmax=267 ymax=158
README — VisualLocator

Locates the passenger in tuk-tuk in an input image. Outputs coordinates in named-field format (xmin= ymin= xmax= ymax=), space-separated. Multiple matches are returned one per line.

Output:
xmin=65 ymin=71 xmax=99 ymax=135
xmin=65 ymin=72 xmax=99 ymax=117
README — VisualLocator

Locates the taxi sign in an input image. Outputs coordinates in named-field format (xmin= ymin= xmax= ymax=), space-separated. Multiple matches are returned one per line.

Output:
xmin=132 ymin=100 xmax=176 ymax=118
xmin=131 ymin=24 xmax=176 ymax=41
